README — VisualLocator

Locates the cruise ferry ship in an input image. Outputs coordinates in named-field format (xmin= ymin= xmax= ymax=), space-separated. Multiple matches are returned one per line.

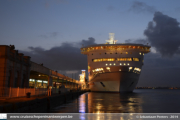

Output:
xmin=81 ymin=33 xmax=150 ymax=92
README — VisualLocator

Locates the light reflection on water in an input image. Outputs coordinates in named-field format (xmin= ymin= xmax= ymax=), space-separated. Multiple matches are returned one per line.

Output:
xmin=52 ymin=89 xmax=180 ymax=113
xmin=52 ymin=91 xmax=143 ymax=113
xmin=51 ymin=89 xmax=180 ymax=120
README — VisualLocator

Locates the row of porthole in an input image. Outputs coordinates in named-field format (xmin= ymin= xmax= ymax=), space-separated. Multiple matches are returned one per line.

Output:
xmin=105 ymin=63 xmax=130 ymax=66
xmin=91 ymin=52 xmax=144 ymax=55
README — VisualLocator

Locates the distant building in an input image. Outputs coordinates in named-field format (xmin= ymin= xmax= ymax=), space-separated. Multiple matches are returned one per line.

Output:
xmin=79 ymin=70 xmax=86 ymax=89
xmin=79 ymin=70 xmax=86 ymax=83
xmin=0 ymin=45 xmax=31 ymax=88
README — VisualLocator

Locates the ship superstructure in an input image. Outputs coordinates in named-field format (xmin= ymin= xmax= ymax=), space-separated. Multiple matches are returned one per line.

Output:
xmin=81 ymin=33 xmax=150 ymax=92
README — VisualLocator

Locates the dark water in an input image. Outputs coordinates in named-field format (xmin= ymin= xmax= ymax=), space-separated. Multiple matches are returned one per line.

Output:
xmin=51 ymin=89 xmax=180 ymax=113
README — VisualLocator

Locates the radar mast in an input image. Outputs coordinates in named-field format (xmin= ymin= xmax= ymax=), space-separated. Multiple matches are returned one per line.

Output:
xmin=106 ymin=33 xmax=118 ymax=44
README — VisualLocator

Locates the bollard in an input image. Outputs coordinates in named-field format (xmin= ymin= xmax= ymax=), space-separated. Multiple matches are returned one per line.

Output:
xmin=26 ymin=92 xmax=31 ymax=98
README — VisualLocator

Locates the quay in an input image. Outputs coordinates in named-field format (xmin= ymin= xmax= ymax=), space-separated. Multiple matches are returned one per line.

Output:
xmin=0 ymin=90 xmax=89 ymax=113
xmin=0 ymin=45 xmax=87 ymax=97
xmin=0 ymin=45 xmax=89 ymax=113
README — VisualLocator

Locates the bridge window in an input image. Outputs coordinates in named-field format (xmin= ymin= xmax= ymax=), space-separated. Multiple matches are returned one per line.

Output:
xmin=93 ymin=58 xmax=140 ymax=62
xmin=93 ymin=59 xmax=102 ymax=62
xmin=117 ymin=58 xmax=132 ymax=61
xmin=133 ymin=58 xmax=139 ymax=61
xmin=93 ymin=58 xmax=115 ymax=62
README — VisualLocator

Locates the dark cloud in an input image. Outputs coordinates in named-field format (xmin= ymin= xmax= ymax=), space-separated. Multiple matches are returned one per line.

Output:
xmin=137 ymin=53 xmax=180 ymax=87
xmin=129 ymin=1 xmax=156 ymax=14
xmin=81 ymin=37 xmax=96 ymax=47
xmin=20 ymin=37 xmax=96 ymax=72
xmin=144 ymin=12 xmax=180 ymax=57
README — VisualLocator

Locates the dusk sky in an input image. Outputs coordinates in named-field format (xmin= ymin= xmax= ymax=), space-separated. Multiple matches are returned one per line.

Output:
xmin=1 ymin=0 xmax=180 ymax=87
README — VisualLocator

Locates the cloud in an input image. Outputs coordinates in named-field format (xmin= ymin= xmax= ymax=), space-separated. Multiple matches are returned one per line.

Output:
xmin=107 ymin=5 xmax=115 ymax=11
xmin=137 ymin=53 xmax=180 ymax=87
xmin=45 ymin=2 xmax=50 ymax=9
xmin=81 ymin=37 xmax=96 ymax=47
xmin=125 ymin=39 xmax=148 ymax=45
xmin=144 ymin=12 xmax=180 ymax=57
xmin=38 ymin=32 xmax=58 ymax=39
xmin=20 ymin=37 xmax=96 ymax=72
xmin=129 ymin=1 xmax=156 ymax=14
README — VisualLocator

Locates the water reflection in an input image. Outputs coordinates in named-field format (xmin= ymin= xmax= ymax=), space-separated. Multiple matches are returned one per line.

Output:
xmin=52 ymin=92 xmax=143 ymax=113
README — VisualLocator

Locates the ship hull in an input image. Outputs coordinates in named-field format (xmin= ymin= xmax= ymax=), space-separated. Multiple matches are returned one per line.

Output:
xmin=89 ymin=72 xmax=140 ymax=92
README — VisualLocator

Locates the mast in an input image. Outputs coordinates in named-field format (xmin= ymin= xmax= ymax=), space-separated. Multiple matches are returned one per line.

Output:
xmin=106 ymin=33 xmax=118 ymax=44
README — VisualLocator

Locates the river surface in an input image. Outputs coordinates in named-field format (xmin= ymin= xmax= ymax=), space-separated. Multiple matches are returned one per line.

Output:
xmin=51 ymin=89 xmax=180 ymax=113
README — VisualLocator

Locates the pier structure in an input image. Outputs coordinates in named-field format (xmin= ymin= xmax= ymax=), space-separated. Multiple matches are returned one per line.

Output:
xmin=30 ymin=61 xmax=80 ymax=90
xmin=0 ymin=45 xmax=83 ymax=97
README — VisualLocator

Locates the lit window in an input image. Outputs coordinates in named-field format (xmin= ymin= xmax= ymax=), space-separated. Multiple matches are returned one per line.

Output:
xmin=37 ymin=80 xmax=42 ymax=82
xmin=110 ymin=63 xmax=112 ymax=66
xmin=127 ymin=63 xmax=129 ymax=65
xmin=120 ymin=63 xmax=122 ymax=65
xmin=133 ymin=58 xmax=139 ymax=61
xmin=119 ymin=69 xmax=121 ymax=71
xmin=106 ymin=64 xmax=108 ymax=66
xmin=117 ymin=58 xmax=132 ymax=61
xmin=139 ymin=52 xmax=141 ymax=55
xmin=124 ymin=63 xmax=126 ymax=65
xmin=126 ymin=52 xmax=128 ymax=54
xmin=114 ymin=63 xmax=116 ymax=65
xmin=134 ymin=67 xmax=141 ymax=72
xmin=106 ymin=67 xmax=110 ymax=70
xmin=143 ymin=53 xmax=144 ymax=55
xmin=129 ymin=67 xmax=132 ymax=70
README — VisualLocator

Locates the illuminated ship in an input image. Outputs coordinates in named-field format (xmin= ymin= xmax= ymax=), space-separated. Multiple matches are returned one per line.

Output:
xmin=81 ymin=33 xmax=150 ymax=92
